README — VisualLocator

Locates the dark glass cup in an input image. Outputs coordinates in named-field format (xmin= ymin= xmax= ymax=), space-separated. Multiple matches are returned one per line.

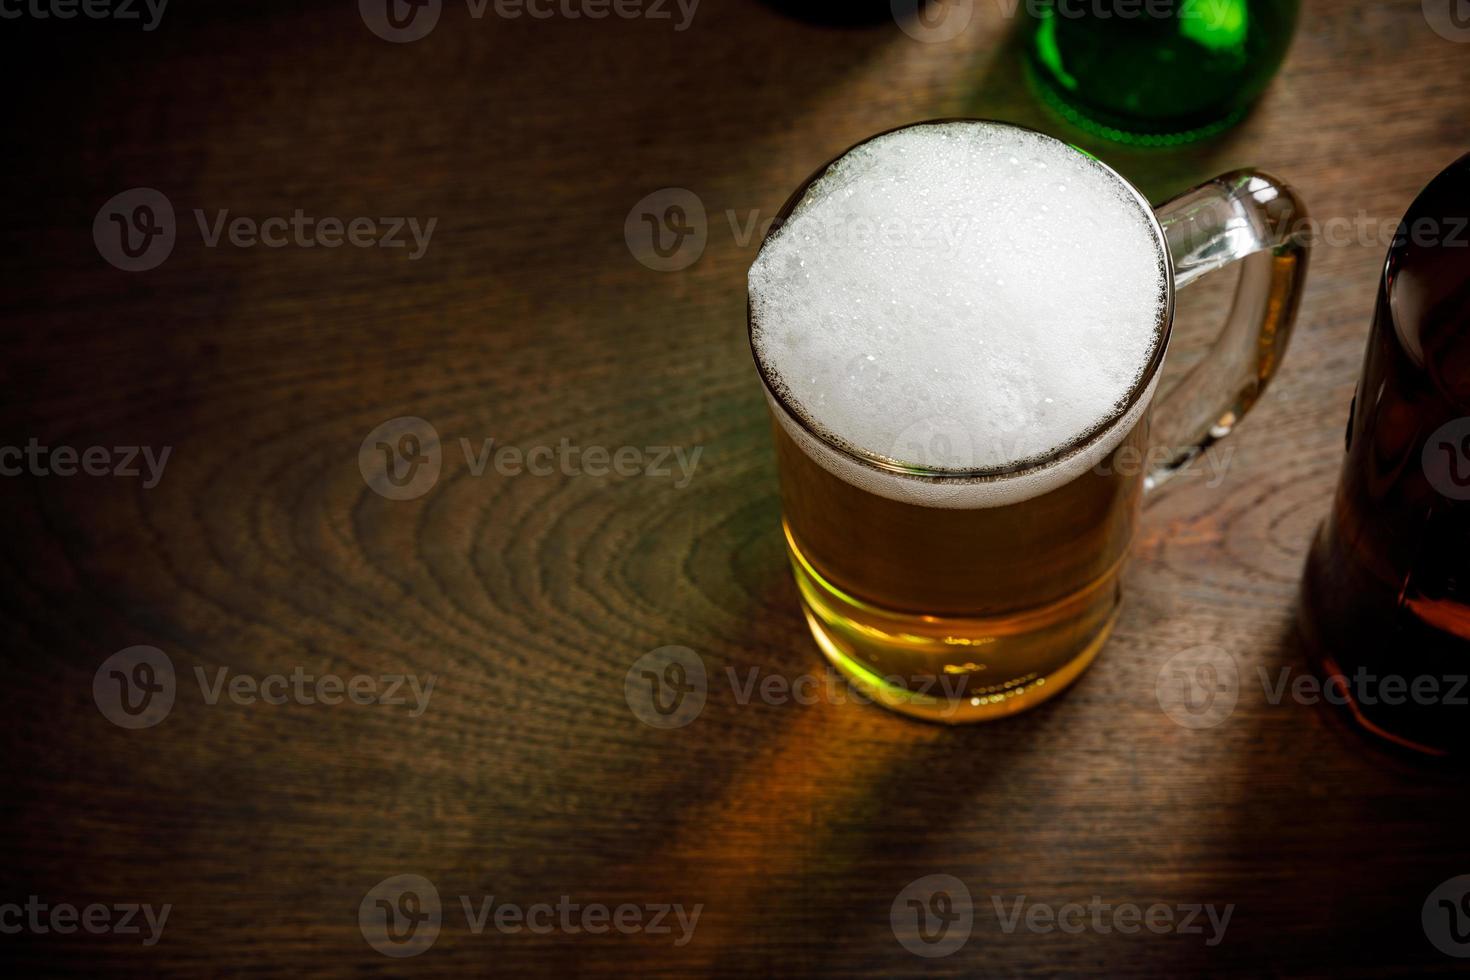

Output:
xmin=1300 ymin=155 xmax=1470 ymax=760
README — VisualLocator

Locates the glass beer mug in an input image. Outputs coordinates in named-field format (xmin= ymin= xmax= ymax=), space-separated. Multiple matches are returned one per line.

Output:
xmin=748 ymin=119 xmax=1310 ymax=723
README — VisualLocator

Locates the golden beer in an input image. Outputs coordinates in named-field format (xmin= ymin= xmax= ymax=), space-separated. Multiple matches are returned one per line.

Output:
xmin=773 ymin=412 xmax=1150 ymax=722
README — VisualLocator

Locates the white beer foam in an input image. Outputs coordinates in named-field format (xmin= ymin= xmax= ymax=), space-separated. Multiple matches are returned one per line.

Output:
xmin=750 ymin=122 xmax=1168 ymax=508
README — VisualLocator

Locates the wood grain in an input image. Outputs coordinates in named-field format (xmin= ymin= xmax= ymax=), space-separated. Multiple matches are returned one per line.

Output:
xmin=3 ymin=0 xmax=1470 ymax=975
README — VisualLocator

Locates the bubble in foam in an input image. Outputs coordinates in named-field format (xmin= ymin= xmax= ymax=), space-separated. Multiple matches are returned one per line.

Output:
xmin=749 ymin=122 xmax=1167 ymax=488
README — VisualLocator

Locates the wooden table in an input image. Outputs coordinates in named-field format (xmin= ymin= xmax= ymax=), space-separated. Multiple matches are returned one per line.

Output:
xmin=4 ymin=0 xmax=1470 ymax=974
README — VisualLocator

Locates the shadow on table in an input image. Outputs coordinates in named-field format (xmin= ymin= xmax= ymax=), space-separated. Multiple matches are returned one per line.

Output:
xmin=1152 ymin=618 xmax=1470 ymax=974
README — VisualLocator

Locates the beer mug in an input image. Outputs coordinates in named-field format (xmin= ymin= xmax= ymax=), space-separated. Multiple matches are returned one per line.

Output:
xmin=747 ymin=120 xmax=1310 ymax=723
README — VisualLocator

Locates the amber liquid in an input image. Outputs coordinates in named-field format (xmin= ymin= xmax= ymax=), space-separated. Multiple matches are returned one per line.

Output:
xmin=1300 ymin=155 xmax=1470 ymax=758
xmin=775 ymin=416 xmax=1148 ymax=723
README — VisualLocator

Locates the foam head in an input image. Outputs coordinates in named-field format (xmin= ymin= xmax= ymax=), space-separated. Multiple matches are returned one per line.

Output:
xmin=749 ymin=121 xmax=1169 ymax=507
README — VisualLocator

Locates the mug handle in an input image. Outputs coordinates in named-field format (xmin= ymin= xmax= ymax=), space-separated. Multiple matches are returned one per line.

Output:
xmin=1146 ymin=170 xmax=1311 ymax=490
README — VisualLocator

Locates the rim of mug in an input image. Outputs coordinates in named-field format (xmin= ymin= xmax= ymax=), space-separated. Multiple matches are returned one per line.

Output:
xmin=747 ymin=117 xmax=1177 ymax=484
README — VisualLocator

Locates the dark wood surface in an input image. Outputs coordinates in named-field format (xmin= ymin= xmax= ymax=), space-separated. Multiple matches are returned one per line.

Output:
xmin=4 ymin=0 xmax=1470 ymax=975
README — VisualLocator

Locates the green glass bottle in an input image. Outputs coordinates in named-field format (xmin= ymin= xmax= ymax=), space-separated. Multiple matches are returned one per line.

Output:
xmin=1025 ymin=0 xmax=1300 ymax=145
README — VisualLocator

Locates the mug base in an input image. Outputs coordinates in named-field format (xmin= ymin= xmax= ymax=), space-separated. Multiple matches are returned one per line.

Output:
xmin=785 ymin=523 xmax=1121 ymax=724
